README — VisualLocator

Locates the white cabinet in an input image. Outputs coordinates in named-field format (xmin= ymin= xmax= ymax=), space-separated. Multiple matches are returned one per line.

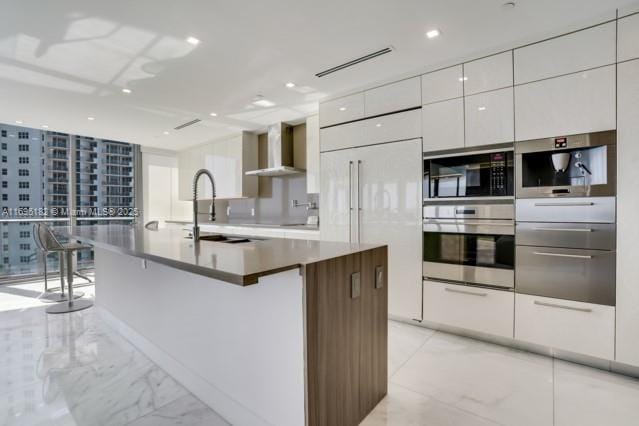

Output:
xmin=616 ymin=59 xmax=639 ymax=367
xmin=514 ymin=65 xmax=616 ymax=141
xmin=319 ymin=93 xmax=365 ymax=127
xmin=618 ymin=13 xmax=639 ymax=62
xmin=421 ymin=65 xmax=464 ymax=104
xmin=514 ymin=22 xmax=616 ymax=85
xmin=321 ymin=139 xmax=423 ymax=320
xmin=305 ymin=115 xmax=320 ymax=194
xmin=178 ymin=132 xmax=258 ymax=200
xmin=465 ymin=87 xmax=514 ymax=147
xmin=364 ymin=77 xmax=421 ymax=116
xmin=423 ymin=280 xmax=514 ymax=338
xmin=320 ymin=109 xmax=421 ymax=152
xmin=422 ymin=98 xmax=464 ymax=152
xmin=515 ymin=294 xmax=615 ymax=360
xmin=463 ymin=51 xmax=513 ymax=95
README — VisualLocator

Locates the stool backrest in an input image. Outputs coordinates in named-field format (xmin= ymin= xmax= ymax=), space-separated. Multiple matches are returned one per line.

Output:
xmin=33 ymin=223 xmax=63 ymax=251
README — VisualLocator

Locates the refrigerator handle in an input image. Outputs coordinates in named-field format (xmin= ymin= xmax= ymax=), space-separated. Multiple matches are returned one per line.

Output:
xmin=349 ymin=160 xmax=354 ymax=243
xmin=357 ymin=160 xmax=362 ymax=244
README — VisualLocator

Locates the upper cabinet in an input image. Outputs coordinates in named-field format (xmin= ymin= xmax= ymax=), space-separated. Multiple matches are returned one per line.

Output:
xmin=515 ymin=65 xmax=616 ymax=141
xmin=422 ymin=98 xmax=464 ymax=152
xmin=177 ymin=132 xmax=258 ymax=201
xmin=514 ymin=22 xmax=616 ymax=85
xmin=306 ymin=115 xmax=320 ymax=194
xmin=421 ymin=65 xmax=464 ymax=104
xmin=364 ymin=77 xmax=421 ymax=116
xmin=463 ymin=51 xmax=513 ymax=95
xmin=618 ymin=13 xmax=639 ymax=62
xmin=465 ymin=87 xmax=514 ymax=147
xmin=319 ymin=93 xmax=365 ymax=128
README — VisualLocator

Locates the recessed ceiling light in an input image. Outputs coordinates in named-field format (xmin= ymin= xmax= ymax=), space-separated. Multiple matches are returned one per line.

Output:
xmin=209 ymin=112 xmax=218 ymax=117
xmin=163 ymin=131 xmax=169 ymax=135
xmin=376 ymin=123 xmax=382 ymax=127
xmin=122 ymin=88 xmax=132 ymax=94
xmin=186 ymin=36 xmax=200 ymax=45
xmin=339 ymin=107 xmax=347 ymax=111
xmin=502 ymin=1 xmax=516 ymax=9
xmin=253 ymin=99 xmax=276 ymax=107
xmin=15 ymin=120 xmax=22 ymax=124
xmin=87 ymin=117 xmax=95 ymax=121
xmin=285 ymin=82 xmax=296 ymax=88
xmin=42 ymin=125 xmax=49 ymax=128
xmin=478 ymin=106 xmax=487 ymax=111
xmin=426 ymin=29 xmax=441 ymax=39
xmin=459 ymin=77 xmax=468 ymax=82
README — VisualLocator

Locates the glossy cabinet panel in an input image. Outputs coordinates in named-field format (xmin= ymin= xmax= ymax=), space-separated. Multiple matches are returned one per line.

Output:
xmin=463 ymin=51 xmax=513 ymax=95
xmin=177 ymin=133 xmax=258 ymax=200
xmin=423 ymin=280 xmax=515 ymax=338
xmin=320 ymin=149 xmax=354 ymax=243
xmin=357 ymin=139 xmax=423 ymax=320
xmin=514 ymin=65 xmax=616 ymax=141
xmin=515 ymin=294 xmax=615 ymax=360
xmin=320 ymin=109 xmax=421 ymax=152
xmin=305 ymin=115 xmax=320 ymax=194
xmin=319 ymin=93 xmax=365 ymax=128
xmin=421 ymin=65 xmax=464 ymax=104
xmin=618 ymin=13 xmax=639 ymax=62
xmin=464 ymin=87 xmax=514 ymax=147
xmin=422 ymin=98 xmax=464 ymax=152
xmin=616 ymin=59 xmax=639 ymax=367
xmin=364 ymin=77 xmax=421 ymax=116
xmin=514 ymin=22 xmax=616 ymax=85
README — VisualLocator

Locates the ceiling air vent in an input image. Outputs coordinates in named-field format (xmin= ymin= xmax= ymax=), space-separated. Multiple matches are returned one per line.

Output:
xmin=174 ymin=118 xmax=201 ymax=130
xmin=315 ymin=47 xmax=394 ymax=78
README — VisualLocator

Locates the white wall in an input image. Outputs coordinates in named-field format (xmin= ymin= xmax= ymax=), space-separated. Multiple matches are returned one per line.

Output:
xmin=142 ymin=148 xmax=191 ymax=224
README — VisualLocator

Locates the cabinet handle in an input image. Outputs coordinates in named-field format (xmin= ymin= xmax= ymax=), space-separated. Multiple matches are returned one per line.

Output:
xmin=357 ymin=160 xmax=362 ymax=244
xmin=533 ymin=202 xmax=595 ymax=207
xmin=532 ymin=227 xmax=593 ymax=233
xmin=351 ymin=272 xmax=361 ymax=299
xmin=533 ymin=251 xmax=593 ymax=259
xmin=444 ymin=287 xmax=487 ymax=297
xmin=349 ymin=161 xmax=353 ymax=244
xmin=534 ymin=300 xmax=592 ymax=313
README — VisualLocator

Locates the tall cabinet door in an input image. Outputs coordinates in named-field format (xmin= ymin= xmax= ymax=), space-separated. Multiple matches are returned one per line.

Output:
xmin=320 ymin=149 xmax=356 ymax=243
xmin=616 ymin=59 xmax=639 ymax=367
xmin=357 ymin=139 xmax=423 ymax=320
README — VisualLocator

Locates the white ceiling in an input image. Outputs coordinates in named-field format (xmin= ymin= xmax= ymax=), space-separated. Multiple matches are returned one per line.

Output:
xmin=0 ymin=0 xmax=635 ymax=150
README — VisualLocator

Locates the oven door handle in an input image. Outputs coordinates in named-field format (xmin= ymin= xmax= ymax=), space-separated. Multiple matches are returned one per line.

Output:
xmin=532 ymin=227 xmax=594 ymax=233
xmin=533 ymin=202 xmax=595 ymax=207
xmin=532 ymin=251 xmax=593 ymax=259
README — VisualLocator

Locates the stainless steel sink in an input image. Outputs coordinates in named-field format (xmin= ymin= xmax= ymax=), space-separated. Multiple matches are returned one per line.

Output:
xmin=186 ymin=233 xmax=261 ymax=244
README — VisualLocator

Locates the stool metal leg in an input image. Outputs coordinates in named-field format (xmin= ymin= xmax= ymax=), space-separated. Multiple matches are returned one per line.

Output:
xmin=46 ymin=251 xmax=93 ymax=314
xmin=40 ymin=251 xmax=71 ymax=303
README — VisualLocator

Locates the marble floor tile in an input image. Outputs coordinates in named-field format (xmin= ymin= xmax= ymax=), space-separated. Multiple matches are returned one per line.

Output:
xmin=391 ymin=331 xmax=554 ymax=426
xmin=388 ymin=320 xmax=436 ymax=377
xmin=127 ymin=394 xmax=230 ymax=426
xmin=554 ymin=360 xmax=639 ymax=426
xmin=361 ymin=383 xmax=500 ymax=426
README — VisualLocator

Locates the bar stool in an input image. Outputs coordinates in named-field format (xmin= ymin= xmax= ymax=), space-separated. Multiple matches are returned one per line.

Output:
xmin=33 ymin=223 xmax=94 ymax=314
xmin=145 ymin=220 xmax=159 ymax=230
xmin=33 ymin=223 xmax=84 ymax=302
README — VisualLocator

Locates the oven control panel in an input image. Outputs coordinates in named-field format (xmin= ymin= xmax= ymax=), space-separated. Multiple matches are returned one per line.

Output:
xmin=490 ymin=153 xmax=507 ymax=196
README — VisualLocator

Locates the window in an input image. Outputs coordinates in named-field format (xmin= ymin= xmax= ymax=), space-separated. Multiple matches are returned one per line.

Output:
xmin=19 ymin=243 xmax=30 ymax=250
xmin=1 ymin=131 xmax=6 ymax=138
xmin=1 ymin=156 xmax=5 ymax=163
xmin=1 ymin=169 xmax=6 ymax=175
xmin=18 ymin=182 xmax=29 ymax=189
xmin=18 ymin=194 xmax=29 ymax=201
xmin=2 ymin=232 xmax=7 ymax=238
xmin=19 ymin=231 xmax=30 ymax=238
xmin=18 ymin=131 xmax=29 ymax=139
xmin=1 ymin=181 xmax=6 ymax=188
xmin=3 ymin=244 xmax=8 ymax=251
xmin=3 ymin=257 xmax=8 ymax=264
xmin=18 ymin=169 xmax=29 ymax=176
xmin=20 ymin=256 xmax=30 ymax=263
xmin=18 ymin=144 xmax=29 ymax=152
xmin=1 ymin=194 xmax=6 ymax=201
xmin=18 ymin=157 xmax=29 ymax=164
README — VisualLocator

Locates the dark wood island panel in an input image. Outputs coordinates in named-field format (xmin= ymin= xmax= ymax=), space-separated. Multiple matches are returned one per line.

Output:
xmin=304 ymin=246 xmax=388 ymax=426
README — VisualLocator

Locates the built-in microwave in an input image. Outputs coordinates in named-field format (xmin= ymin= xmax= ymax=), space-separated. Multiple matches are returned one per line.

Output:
xmin=424 ymin=148 xmax=514 ymax=200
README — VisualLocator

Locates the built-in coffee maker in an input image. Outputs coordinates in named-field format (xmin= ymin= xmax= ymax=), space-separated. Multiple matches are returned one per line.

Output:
xmin=515 ymin=130 xmax=616 ymax=198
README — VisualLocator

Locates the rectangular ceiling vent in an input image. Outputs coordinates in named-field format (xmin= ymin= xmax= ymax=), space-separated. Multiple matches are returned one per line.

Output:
xmin=315 ymin=47 xmax=393 ymax=78
xmin=174 ymin=118 xmax=201 ymax=130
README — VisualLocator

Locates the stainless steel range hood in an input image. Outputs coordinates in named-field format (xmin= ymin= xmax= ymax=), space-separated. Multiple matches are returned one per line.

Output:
xmin=245 ymin=122 xmax=305 ymax=177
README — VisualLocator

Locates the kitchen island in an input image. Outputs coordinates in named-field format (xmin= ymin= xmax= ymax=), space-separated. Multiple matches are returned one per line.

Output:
xmin=60 ymin=225 xmax=388 ymax=426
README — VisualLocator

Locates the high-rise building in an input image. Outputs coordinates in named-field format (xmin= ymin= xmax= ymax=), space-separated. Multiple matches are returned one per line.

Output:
xmin=0 ymin=123 xmax=138 ymax=277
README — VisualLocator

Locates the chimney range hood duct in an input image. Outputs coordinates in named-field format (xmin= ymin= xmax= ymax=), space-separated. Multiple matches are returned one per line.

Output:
xmin=245 ymin=123 xmax=305 ymax=177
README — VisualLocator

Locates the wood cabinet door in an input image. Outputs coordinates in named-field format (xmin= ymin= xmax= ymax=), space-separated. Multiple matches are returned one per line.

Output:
xmin=305 ymin=252 xmax=362 ymax=426
xmin=358 ymin=246 xmax=388 ymax=422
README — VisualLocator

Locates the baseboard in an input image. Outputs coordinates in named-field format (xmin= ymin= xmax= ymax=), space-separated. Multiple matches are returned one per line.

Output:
xmin=96 ymin=306 xmax=270 ymax=426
